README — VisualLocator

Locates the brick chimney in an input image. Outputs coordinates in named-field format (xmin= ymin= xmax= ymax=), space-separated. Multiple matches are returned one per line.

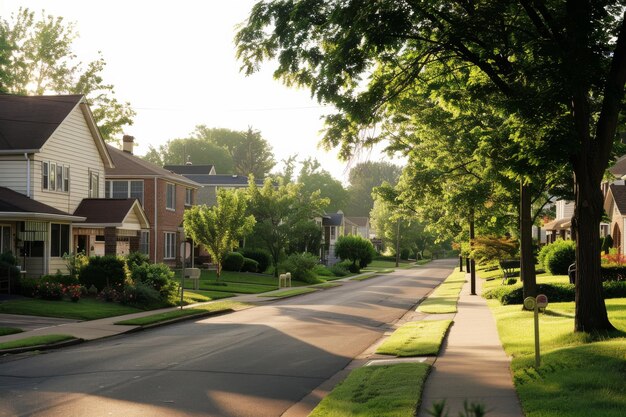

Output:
xmin=122 ymin=135 xmax=135 ymax=154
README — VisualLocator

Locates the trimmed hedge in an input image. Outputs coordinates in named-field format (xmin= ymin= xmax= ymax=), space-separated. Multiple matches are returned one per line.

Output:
xmin=241 ymin=257 xmax=259 ymax=273
xmin=223 ymin=252 xmax=245 ymax=271
xmin=239 ymin=248 xmax=271 ymax=273
xmin=601 ymin=265 xmax=626 ymax=281
xmin=484 ymin=281 xmax=626 ymax=305
xmin=79 ymin=256 xmax=128 ymax=291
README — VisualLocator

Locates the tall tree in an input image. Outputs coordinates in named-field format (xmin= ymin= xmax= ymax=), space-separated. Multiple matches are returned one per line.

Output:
xmin=236 ymin=0 xmax=626 ymax=332
xmin=246 ymin=177 xmax=328 ymax=275
xmin=147 ymin=138 xmax=234 ymax=173
xmin=297 ymin=158 xmax=348 ymax=212
xmin=0 ymin=8 xmax=135 ymax=140
xmin=183 ymin=189 xmax=256 ymax=282
xmin=345 ymin=161 xmax=402 ymax=216
xmin=194 ymin=125 xmax=276 ymax=177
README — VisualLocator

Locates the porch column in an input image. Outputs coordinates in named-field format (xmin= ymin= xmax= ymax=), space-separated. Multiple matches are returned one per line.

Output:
xmin=104 ymin=227 xmax=117 ymax=256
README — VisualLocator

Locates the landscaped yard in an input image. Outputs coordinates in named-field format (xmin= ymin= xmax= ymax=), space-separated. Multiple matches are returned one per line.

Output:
xmin=484 ymin=267 xmax=626 ymax=417
xmin=0 ymin=298 xmax=142 ymax=320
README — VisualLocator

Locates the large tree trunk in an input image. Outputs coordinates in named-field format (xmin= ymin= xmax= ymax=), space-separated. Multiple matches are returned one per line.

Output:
xmin=572 ymin=172 xmax=614 ymax=332
xmin=520 ymin=182 xmax=537 ymax=300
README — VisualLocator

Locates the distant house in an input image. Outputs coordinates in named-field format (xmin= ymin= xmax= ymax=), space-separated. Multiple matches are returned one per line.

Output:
xmin=0 ymin=94 xmax=150 ymax=277
xmin=105 ymin=138 xmax=200 ymax=266
xmin=165 ymin=164 xmax=263 ymax=206
xmin=320 ymin=211 xmax=368 ymax=265
xmin=604 ymin=184 xmax=626 ymax=254
xmin=345 ymin=216 xmax=371 ymax=239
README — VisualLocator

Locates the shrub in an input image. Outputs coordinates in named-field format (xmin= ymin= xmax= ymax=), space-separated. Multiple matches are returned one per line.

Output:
xmin=483 ymin=283 xmax=576 ymax=305
xmin=470 ymin=236 xmax=518 ymax=264
xmin=329 ymin=263 xmax=350 ymax=277
xmin=0 ymin=251 xmax=20 ymax=293
xmin=223 ymin=252 xmax=245 ymax=271
xmin=63 ymin=252 xmax=88 ymax=279
xmin=35 ymin=281 xmax=65 ymax=300
xmin=505 ymin=278 xmax=518 ymax=285
xmin=335 ymin=235 xmax=376 ymax=270
xmin=282 ymin=252 xmax=322 ymax=284
xmin=545 ymin=241 xmax=576 ymax=275
xmin=120 ymin=282 xmax=164 ymax=308
xmin=240 ymin=248 xmax=272 ymax=273
xmin=241 ymin=257 xmax=259 ymax=273
xmin=130 ymin=263 xmax=176 ymax=300
xmin=400 ymin=248 xmax=410 ymax=260
xmin=601 ymin=265 xmax=626 ymax=281
xmin=126 ymin=252 xmax=150 ymax=270
xmin=313 ymin=264 xmax=333 ymax=277
xmin=19 ymin=276 xmax=39 ymax=297
xmin=80 ymin=256 xmax=129 ymax=291
xmin=41 ymin=272 xmax=79 ymax=286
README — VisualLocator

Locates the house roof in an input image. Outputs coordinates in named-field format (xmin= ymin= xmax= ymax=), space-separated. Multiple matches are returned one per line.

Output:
xmin=605 ymin=184 xmax=626 ymax=215
xmin=73 ymin=198 xmax=149 ymax=228
xmin=323 ymin=212 xmax=344 ymax=227
xmin=345 ymin=216 xmax=369 ymax=227
xmin=105 ymin=145 xmax=200 ymax=188
xmin=610 ymin=155 xmax=626 ymax=178
xmin=543 ymin=218 xmax=570 ymax=231
xmin=164 ymin=164 xmax=215 ymax=175
xmin=0 ymin=186 xmax=84 ymax=221
xmin=0 ymin=95 xmax=83 ymax=152
xmin=182 ymin=173 xmax=263 ymax=186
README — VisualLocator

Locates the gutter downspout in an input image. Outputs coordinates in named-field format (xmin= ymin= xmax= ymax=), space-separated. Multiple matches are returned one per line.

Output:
xmin=154 ymin=177 xmax=158 ymax=264
xmin=24 ymin=153 xmax=30 ymax=197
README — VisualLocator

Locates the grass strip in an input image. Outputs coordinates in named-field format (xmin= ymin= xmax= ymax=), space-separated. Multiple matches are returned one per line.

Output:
xmin=258 ymin=288 xmax=318 ymax=298
xmin=350 ymin=273 xmax=378 ymax=281
xmin=0 ymin=298 xmax=141 ymax=320
xmin=197 ymin=282 xmax=277 ymax=294
xmin=182 ymin=290 xmax=235 ymax=303
xmin=312 ymin=282 xmax=342 ymax=289
xmin=309 ymin=363 xmax=430 ymax=417
xmin=376 ymin=320 xmax=452 ymax=357
xmin=489 ymin=298 xmax=626 ymax=417
xmin=0 ymin=334 xmax=75 ymax=350
xmin=417 ymin=269 xmax=465 ymax=314
xmin=0 ymin=327 xmax=23 ymax=336
xmin=115 ymin=301 xmax=250 ymax=326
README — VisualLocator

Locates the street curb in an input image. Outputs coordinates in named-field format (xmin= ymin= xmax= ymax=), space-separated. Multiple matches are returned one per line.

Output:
xmin=0 ymin=337 xmax=84 ymax=355
xmin=120 ymin=307 xmax=236 ymax=333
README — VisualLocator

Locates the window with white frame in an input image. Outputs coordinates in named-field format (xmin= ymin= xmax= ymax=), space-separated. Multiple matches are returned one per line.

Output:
xmin=89 ymin=171 xmax=99 ymax=198
xmin=104 ymin=180 xmax=144 ymax=205
xmin=164 ymin=232 xmax=176 ymax=259
xmin=42 ymin=161 xmax=69 ymax=192
xmin=185 ymin=188 xmax=193 ymax=206
xmin=0 ymin=226 xmax=11 ymax=254
xmin=166 ymin=183 xmax=175 ymax=210
xmin=50 ymin=224 xmax=70 ymax=257
xmin=330 ymin=226 xmax=336 ymax=240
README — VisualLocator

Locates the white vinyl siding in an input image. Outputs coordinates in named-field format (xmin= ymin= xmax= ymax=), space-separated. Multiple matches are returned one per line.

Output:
xmin=32 ymin=105 xmax=106 ymax=213
xmin=164 ymin=232 xmax=176 ymax=259
xmin=0 ymin=158 xmax=28 ymax=194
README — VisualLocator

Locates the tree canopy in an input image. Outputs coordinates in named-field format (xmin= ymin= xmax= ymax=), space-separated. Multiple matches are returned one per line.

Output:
xmin=0 ymin=8 xmax=135 ymax=140
xmin=345 ymin=161 xmax=402 ymax=216
xmin=297 ymin=158 xmax=348 ymax=212
xmin=236 ymin=0 xmax=626 ymax=332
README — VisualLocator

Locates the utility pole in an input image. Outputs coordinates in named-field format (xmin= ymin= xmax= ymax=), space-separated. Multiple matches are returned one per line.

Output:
xmin=395 ymin=219 xmax=400 ymax=267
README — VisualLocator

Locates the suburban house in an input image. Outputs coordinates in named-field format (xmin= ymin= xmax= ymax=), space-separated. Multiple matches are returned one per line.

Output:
xmin=345 ymin=216 xmax=371 ymax=239
xmin=105 ymin=138 xmax=200 ymax=266
xmin=0 ymin=94 xmax=150 ymax=277
xmin=321 ymin=211 xmax=369 ymax=265
xmin=164 ymin=164 xmax=263 ymax=206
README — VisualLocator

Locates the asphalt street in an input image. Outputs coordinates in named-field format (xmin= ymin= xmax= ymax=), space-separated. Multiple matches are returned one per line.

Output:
xmin=0 ymin=260 xmax=455 ymax=417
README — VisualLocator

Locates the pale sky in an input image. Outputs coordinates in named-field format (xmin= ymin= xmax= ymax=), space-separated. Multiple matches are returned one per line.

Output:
xmin=2 ymin=0 xmax=397 ymax=182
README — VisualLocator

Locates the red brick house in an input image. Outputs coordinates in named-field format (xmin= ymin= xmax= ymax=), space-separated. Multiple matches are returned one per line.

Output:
xmin=105 ymin=137 xmax=200 ymax=265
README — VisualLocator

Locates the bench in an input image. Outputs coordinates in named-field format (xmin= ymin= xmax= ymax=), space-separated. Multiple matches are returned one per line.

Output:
xmin=279 ymin=272 xmax=292 ymax=288
xmin=184 ymin=267 xmax=201 ymax=290
xmin=499 ymin=259 xmax=520 ymax=284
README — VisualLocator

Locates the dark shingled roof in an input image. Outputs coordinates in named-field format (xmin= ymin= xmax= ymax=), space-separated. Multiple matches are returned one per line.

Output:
xmin=323 ymin=212 xmax=344 ymax=227
xmin=105 ymin=145 xmax=200 ymax=187
xmin=0 ymin=95 xmax=83 ymax=151
xmin=345 ymin=216 xmax=369 ymax=227
xmin=73 ymin=198 xmax=140 ymax=224
xmin=183 ymin=174 xmax=263 ymax=186
xmin=0 ymin=186 xmax=71 ymax=216
xmin=164 ymin=164 xmax=215 ymax=175
xmin=609 ymin=184 xmax=626 ymax=214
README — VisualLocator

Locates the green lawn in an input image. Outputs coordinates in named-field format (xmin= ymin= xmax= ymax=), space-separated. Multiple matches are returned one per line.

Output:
xmin=309 ymin=363 xmax=430 ymax=417
xmin=0 ymin=334 xmax=75 ymax=350
xmin=417 ymin=269 xmax=465 ymax=314
xmin=0 ymin=327 xmax=23 ymax=336
xmin=0 ymin=298 xmax=142 ymax=320
xmin=376 ymin=320 xmax=452 ymax=357
xmin=182 ymin=289 xmax=236 ymax=303
xmin=312 ymin=282 xmax=342 ymax=289
xmin=489 ymin=298 xmax=626 ymax=417
xmin=115 ymin=301 xmax=250 ymax=326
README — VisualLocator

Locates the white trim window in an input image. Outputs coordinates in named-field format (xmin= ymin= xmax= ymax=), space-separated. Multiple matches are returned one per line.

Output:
xmin=50 ymin=223 xmax=70 ymax=257
xmin=164 ymin=232 xmax=176 ymax=259
xmin=104 ymin=180 xmax=144 ymax=205
xmin=42 ymin=162 xmax=49 ymax=190
xmin=139 ymin=231 xmax=150 ymax=255
xmin=89 ymin=171 xmax=99 ymax=198
xmin=166 ymin=183 xmax=176 ymax=211
xmin=185 ymin=188 xmax=193 ymax=206
xmin=42 ymin=161 xmax=69 ymax=192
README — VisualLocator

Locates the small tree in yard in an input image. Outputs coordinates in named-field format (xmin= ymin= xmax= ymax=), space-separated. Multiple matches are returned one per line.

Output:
xmin=334 ymin=235 xmax=376 ymax=273
xmin=183 ymin=189 xmax=255 ymax=282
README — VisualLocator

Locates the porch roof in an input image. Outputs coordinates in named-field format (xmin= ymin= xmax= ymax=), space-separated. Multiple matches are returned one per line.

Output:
xmin=0 ymin=187 xmax=84 ymax=221
xmin=73 ymin=198 xmax=150 ymax=229
xmin=543 ymin=218 xmax=570 ymax=231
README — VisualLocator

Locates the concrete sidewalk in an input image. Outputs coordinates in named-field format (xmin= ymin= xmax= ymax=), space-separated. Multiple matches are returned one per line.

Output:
xmin=417 ymin=274 xmax=525 ymax=417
